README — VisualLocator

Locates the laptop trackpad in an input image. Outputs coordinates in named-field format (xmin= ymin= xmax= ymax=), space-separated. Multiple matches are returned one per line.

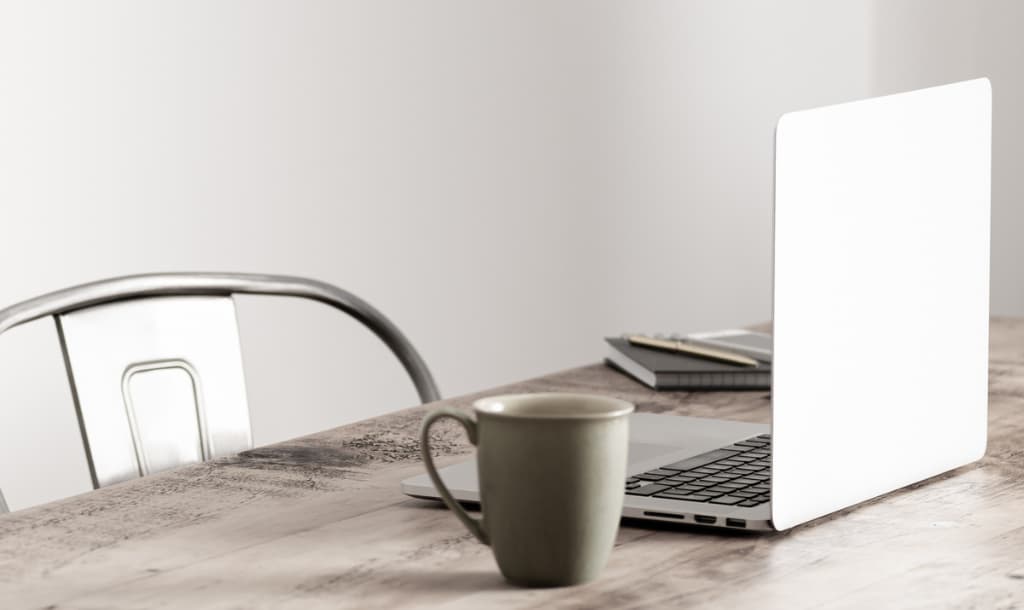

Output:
xmin=628 ymin=442 xmax=682 ymax=464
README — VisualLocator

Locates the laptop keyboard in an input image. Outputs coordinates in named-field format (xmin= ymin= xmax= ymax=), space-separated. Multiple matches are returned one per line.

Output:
xmin=625 ymin=434 xmax=771 ymax=507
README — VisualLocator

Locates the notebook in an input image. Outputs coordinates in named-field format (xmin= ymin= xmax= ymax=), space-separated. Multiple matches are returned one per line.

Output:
xmin=604 ymin=336 xmax=771 ymax=390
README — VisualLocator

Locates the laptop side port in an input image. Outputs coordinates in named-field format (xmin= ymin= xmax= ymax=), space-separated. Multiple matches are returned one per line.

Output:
xmin=643 ymin=511 xmax=685 ymax=520
xmin=694 ymin=515 xmax=717 ymax=524
xmin=725 ymin=518 xmax=747 ymax=528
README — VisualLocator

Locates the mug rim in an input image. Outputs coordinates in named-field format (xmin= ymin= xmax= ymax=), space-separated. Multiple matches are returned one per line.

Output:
xmin=472 ymin=392 xmax=635 ymax=420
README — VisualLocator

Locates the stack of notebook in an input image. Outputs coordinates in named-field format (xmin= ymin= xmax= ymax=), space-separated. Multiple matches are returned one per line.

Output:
xmin=605 ymin=330 xmax=772 ymax=391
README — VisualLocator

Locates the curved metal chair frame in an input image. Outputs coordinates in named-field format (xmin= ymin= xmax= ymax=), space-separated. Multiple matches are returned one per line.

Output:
xmin=0 ymin=272 xmax=439 ymax=402
xmin=0 ymin=273 xmax=439 ymax=510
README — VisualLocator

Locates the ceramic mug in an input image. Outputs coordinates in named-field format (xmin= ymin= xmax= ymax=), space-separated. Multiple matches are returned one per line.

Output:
xmin=420 ymin=392 xmax=634 ymax=587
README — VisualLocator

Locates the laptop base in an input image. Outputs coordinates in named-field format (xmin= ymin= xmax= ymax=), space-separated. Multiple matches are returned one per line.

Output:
xmin=400 ymin=413 xmax=773 ymax=532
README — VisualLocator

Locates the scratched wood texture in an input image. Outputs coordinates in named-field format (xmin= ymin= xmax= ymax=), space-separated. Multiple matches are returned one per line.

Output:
xmin=0 ymin=318 xmax=1022 ymax=609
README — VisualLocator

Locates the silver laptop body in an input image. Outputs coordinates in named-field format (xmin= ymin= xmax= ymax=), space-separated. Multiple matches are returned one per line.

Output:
xmin=402 ymin=78 xmax=992 ymax=532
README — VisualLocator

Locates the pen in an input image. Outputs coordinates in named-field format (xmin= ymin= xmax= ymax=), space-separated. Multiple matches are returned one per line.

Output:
xmin=626 ymin=335 xmax=760 ymax=368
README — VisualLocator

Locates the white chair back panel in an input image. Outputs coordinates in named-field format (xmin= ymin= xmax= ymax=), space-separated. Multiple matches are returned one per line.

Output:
xmin=56 ymin=296 xmax=252 ymax=488
xmin=124 ymin=362 xmax=204 ymax=476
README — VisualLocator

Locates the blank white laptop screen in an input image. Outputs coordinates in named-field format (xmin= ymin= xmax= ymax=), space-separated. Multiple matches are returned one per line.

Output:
xmin=771 ymin=79 xmax=991 ymax=530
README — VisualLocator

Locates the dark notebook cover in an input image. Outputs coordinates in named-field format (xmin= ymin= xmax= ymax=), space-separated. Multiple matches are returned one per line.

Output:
xmin=605 ymin=337 xmax=771 ymax=390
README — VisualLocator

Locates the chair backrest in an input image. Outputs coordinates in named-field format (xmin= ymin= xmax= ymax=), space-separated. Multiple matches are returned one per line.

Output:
xmin=57 ymin=295 xmax=252 ymax=487
xmin=0 ymin=273 xmax=439 ymax=510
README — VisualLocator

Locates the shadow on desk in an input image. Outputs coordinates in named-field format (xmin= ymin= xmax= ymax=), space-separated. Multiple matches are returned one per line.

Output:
xmin=297 ymin=567 xmax=509 ymax=595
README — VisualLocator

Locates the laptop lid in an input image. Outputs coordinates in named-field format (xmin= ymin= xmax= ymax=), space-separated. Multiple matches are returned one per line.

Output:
xmin=770 ymin=78 xmax=992 ymax=530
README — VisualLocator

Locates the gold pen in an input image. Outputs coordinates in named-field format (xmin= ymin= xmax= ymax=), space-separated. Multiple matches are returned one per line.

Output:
xmin=626 ymin=335 xmax=760 ymax=368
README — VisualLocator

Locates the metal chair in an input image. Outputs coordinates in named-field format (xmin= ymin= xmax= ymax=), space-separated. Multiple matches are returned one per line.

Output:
xmin=0 ymin=273 xmax=439 ymax=512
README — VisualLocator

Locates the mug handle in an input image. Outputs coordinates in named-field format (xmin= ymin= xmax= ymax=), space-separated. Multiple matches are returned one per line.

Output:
xmin=420 ymin=407 xmax=489 ymax=545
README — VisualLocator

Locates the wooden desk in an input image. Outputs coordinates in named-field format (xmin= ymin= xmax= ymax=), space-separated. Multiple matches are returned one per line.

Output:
xmin=1 ymin=318 xmax=1023 ymax=609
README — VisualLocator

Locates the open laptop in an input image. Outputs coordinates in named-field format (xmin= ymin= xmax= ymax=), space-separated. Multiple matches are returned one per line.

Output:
xmin=402 ymin=78 xmax=992 ymax=532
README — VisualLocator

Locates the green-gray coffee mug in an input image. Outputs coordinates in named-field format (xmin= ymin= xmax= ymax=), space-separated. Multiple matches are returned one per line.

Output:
xmin=420 ymin=392 xmax=634 ymax=587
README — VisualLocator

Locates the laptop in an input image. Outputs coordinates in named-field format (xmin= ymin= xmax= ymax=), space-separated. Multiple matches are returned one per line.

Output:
xmin=401 ymin=78 xmax=992 ymax=532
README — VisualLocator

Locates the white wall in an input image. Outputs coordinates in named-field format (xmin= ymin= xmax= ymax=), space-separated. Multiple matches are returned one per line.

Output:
xmin=0 ymin=1 xmax=1019 ymax=511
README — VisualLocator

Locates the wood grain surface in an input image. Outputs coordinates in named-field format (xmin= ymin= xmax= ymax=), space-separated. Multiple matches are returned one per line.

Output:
xmin=1 ymin=318 xmax=1022 ymax=609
